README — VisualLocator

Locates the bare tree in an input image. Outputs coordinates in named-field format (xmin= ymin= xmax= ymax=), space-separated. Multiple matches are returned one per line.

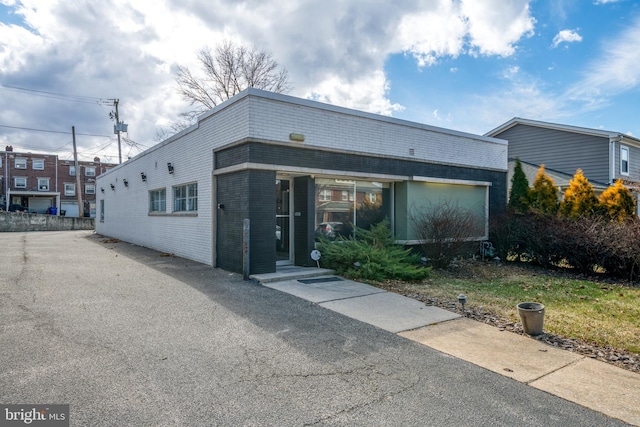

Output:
xmin=411 ymin=199 xmax=483 ymax=268
xmin=156 ymin=40 xmax=290 ymax=139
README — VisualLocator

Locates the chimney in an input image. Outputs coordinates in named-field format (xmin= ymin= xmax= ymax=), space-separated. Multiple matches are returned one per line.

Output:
xmin=5 ymin=145 xmax=13 ymax=152
xmin=94 ymin=156 xmax=100 ymax=162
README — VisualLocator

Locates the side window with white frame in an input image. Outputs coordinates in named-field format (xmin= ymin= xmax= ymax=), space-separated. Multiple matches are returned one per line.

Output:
xmin=69 ymin=166 xmax=76 ymax=176
xmin=64 ymin=183 xmax=76 ymax=196
xmin=620 ymin=146 xmax=630 ymax=176
xmin=319 ymin=189 xmax=331 ymax=201
xmin=173 ymin=183 xmax=197 ymax=212
xmin=14 ymin=177 xmax=27 ymax=188
xmin=33 ymin=159 xmax=45 ymax=170
xmin=15 ymin=158 xmax=27 ymax=169
xmin=100 ymin=200 xmax=105 ymax=222
xmin=85 ymin=184 xmax=96 ymax=195
xmin=149 ymin=188 xmax=166 ymax=212
xmin=85 ymin=166 xmax=96 ymax=177
xmin=38 ymin=178 xmax=50 ymax=191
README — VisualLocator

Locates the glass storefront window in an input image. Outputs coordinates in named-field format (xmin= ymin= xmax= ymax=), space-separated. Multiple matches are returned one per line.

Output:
xmin=315 ymin=178 xmax=390 ymax=239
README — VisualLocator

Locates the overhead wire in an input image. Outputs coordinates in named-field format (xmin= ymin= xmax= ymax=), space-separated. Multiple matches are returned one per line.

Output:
xmin=0 ymin=124 xmax=111 ymax=138
xmin=1 ymin=84 xmax=142 ymax=161
xmin=0 ymin=84 xmax=104 ymax=105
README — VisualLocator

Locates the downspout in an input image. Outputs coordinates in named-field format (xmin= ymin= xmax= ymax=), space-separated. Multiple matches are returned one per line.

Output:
xmin=5 ymin=150 xmax=9 ymax=206
xmin=609 ymin=136 xmax=617 ymax=185
xmin=4 ymin=151 xmax=7 ymax=205
xmin=55 ymin=154 xmax=59 ymax=213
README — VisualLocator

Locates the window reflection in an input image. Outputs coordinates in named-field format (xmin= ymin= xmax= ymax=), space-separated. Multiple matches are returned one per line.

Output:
xmin=315 ymin=178 xmax=389 ymax=239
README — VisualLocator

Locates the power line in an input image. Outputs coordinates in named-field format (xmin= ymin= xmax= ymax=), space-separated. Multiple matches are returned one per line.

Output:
xmin=0 ymin=84 xmax=103 ymax=105
xmin=0 ymin=124 xmax=111 ymax=138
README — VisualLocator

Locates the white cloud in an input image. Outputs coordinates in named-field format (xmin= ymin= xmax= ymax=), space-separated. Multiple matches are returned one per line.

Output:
xmin=593 ymin=0 xmax=623 ymax=4
xmin=552 ymin=29 xmax=583 ymax=48
xmin=461 ymin=0 xmax=535 ymax=56
xmin=469 ymin=82 xmax=563 ymax=134
xmin=566 ymin=17 xmax=640 ymax=107
xmin=305 ymin=71 xmax=404 ymax=117
xmin=0 ymin=0 xmax=537 ymax=158
xmin=398 ymin=0 xmax=535 ymax=65
xmin=397 ymin=1 xmax=467 ymax=66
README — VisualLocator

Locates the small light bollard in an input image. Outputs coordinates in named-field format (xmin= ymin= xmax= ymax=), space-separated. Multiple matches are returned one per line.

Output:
xmin=458 ymin=293 xmax=467 ymax=312
xmin=310 ymin=249 xmax=321 ymax=268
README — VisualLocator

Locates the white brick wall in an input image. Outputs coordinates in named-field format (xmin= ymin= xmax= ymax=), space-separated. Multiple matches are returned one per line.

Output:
xmin=96 ymin=89 xmax=507 ymax=266
xmin=96 ymin=100 xmax=251 ymax=265
xmin=246 ymin=92 xmax=507 ymax=171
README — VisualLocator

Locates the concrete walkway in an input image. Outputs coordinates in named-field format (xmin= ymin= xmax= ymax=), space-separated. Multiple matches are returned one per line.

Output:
xmin=257 ymin=271 xmax=640 ymax=426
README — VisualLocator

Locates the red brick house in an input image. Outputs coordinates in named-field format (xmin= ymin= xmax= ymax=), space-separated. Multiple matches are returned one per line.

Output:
xmin=1 ymin=145 xmax=116 ymax=217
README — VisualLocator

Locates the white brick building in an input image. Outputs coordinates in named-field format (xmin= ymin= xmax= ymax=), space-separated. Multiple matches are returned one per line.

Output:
xmin=96 ymin=89 xmax=507 ymax=274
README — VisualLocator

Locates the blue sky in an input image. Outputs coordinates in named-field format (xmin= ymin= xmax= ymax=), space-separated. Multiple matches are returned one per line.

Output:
xmin=0 ymin=0 xmax=638 ymax=161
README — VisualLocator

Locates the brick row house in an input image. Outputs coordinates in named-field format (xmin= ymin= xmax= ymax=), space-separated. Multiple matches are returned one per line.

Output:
xmin=1 ymin=145 xmax=116 ymax=217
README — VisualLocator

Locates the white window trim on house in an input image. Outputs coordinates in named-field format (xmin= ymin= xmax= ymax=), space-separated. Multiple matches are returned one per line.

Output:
xmin=620 ymin=145 xmax=630 ymax=176
xmin=85 ymin=166 xmax=96 ymax=177
xmin=38 ymin=178 xmax=50 ymax=191
xmin=33 ymin=159 xmax=45 ymax=170
xmin=64 ymin=183 xmax=76 ymax=196
xmin=15 ymin=158 xmax=27 ymax=169
xmin=319 ymin=189 xmax=331 ymax=201
xmin=69 ymin=166 xmax=76 ymax=176
xmin=85 ymin=184 xmax=96 ymax=194
xmin=173 ymin=183 xmax=197 ymax=213
xmin=14 ymin=177 xmax=27 ymax=188
xmin=149 ymin=188 xmax=166 ymax=213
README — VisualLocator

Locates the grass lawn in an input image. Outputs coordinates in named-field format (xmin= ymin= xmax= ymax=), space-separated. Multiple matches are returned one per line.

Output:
xmin=376 ymin=261 xmax=640 ymax=354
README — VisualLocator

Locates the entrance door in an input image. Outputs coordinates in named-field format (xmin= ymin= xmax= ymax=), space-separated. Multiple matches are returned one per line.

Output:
xmin=276 ymin=178 xmax=292 ymax=264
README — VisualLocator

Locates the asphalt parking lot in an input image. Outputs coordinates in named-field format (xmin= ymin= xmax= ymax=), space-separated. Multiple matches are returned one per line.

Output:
xmin=0 ymin=231 xmax=629 ymax=426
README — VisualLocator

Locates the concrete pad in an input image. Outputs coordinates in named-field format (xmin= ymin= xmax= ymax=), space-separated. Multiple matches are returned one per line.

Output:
xmin=251 ymin=268 xmax=335 ymax=283
xmin=400 ymin=318 xmax=582 ymax=383
xmin=530 ymin=358 xmax=640 ymax=426
xmin=263 ymin=278 xmax=385 ymax=303
xmin=319 ymin=292 xmax=460 ymax=333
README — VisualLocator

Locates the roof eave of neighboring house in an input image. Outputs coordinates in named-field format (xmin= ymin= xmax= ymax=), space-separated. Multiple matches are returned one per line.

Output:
xmin=508 ymin=158 xmax=610 ymax=190
xmin=486 ymin=117 xmax=640 ymax=147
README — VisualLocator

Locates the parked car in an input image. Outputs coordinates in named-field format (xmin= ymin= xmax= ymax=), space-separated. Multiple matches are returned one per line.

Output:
xmin=8 ymin=204 xmax=27 ymax=213
xmin=315 ymin=222 xmax=351 ymax=241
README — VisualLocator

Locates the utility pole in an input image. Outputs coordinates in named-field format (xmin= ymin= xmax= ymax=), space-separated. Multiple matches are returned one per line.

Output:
xmin=114 ymin=99 xmax=122 ymax=164
xmin=72 ymin=126 xmax=83 ymax=217
xmin=105 ymin=98 xmax=127 ymax=164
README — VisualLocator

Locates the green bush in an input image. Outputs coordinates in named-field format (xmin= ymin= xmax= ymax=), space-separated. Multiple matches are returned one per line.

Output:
xmin=490 ymin=211 xmax=640 ymax=281
xmin=509 ymin=158 xmax=530 ymax=214
xmin=317 ymin=219 xmax=430 ymax=282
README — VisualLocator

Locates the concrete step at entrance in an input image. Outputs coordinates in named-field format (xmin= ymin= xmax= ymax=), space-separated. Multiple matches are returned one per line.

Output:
xmin=251 ymin=266 xmax=335 ymax=284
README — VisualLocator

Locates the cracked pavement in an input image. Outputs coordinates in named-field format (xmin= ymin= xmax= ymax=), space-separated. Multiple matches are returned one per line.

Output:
xmin=0 ymin=231 xmax=629 ymax=426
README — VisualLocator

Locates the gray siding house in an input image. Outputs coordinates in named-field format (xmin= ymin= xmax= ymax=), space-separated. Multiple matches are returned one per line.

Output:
xmin=486 ymin=118 xmax=640 ymax=196
xmin=96 ymin=89 xmax=507 ymax=275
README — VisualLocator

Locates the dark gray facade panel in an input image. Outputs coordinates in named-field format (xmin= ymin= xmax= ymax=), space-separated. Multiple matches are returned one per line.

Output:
xmin=216 ymin=170 xmax=276 ymax=274
xmin=216 ymin=172 xmax=248 ymax=272
xmin=217 ymin=141 xmax=507 ymax=219
xmin=293 ymin=176 xmax=316 ymax=267
xmin=247 ymin=170 xmax=277 ymax=274
xmin=496 ymin=125 xmax=610 ymax=184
